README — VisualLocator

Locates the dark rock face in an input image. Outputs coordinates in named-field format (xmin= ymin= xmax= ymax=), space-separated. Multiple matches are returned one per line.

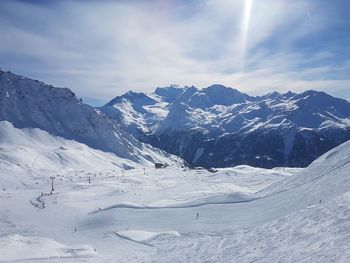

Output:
xmin=153 ymin=129 xmax=350 ymax=169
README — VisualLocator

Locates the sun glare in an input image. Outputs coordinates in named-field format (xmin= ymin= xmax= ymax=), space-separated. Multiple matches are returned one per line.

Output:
xmin=240 ymin=0 xmax=253 ymax=71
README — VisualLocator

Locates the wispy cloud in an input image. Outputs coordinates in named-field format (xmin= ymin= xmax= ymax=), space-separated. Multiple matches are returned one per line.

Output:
xmin=0 ymin=0 xmax=349 ymax=104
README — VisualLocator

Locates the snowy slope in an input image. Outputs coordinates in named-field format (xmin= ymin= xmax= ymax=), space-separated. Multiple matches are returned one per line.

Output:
xmin=100 ymin=90 xmax=169 ymax=137
xmin=0 ymin=234 xmax=97 ymax=262
xmin=0 ymin=121 xmax=139 ymax=181
xmin=84 ymin=140 xmax=350 ymax=232
xmin=86 ymin=139 xmax=350 ymax=262
xmin=152 ymin=191 xmax=350 ymax=263
xmin=0 ymin=70 xmax=180 ymax=166
xmin=0 ymin=125 xmax=296 ymax=262
xmin=1 ymin=130 xmax=349 ymax=262
xmin=101 ymin=84 xmax=350 ymax=168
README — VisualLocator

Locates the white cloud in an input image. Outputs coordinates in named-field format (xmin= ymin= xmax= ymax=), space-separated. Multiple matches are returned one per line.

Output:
xmin=0 ymin=0 xmax=349 ymax=103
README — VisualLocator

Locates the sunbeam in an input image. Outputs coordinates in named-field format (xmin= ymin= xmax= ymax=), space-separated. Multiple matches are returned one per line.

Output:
xmin=240 ymin=0 xmax=253 ymax=71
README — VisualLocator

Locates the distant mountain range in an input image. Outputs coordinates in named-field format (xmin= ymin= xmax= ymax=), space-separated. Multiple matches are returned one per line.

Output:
xmin=0 ymin=70 xmax=181 ymax=168
xmin=1 ymin=69 xmax=349 ymax=169
xmin=101 ymin=84 xmax=350 ymax=168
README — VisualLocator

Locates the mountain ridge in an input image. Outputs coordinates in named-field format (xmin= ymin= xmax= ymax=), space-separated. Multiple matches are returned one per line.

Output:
xmin=0 ymin=69 xmax=182 ymax=167
xmin=101 ymin=84 xmax=350 ymax=168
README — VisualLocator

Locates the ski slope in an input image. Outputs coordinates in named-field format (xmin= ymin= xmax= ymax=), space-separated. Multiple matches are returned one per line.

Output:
xmin=0 ymin=122 xmax=350 ymax=262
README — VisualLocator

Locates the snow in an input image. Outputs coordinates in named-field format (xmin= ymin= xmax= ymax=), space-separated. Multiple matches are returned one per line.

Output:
xmin=100 ymin=91 xmax=170 ymax=134
xmin=104 ymin=85 xmax=350 ymax=137
xmin=0 ymin=234 xmax=97 ymax=262
xmin=0 ymin=121 xmax=139 ymax=175
xmin=0 ymin=70 xmax=178 ymax=166
xmin=101 ymin=84 xmax=350 ymax=168
xmin=1 ymin=119 xmax=350 ymax=262
xmin=152 ymin=191 xmax=350 ymax=263
xmin=0 ymin=70 xmax=350 ymax=262
xmin=115 ymin=230 xmax=180 ymax=243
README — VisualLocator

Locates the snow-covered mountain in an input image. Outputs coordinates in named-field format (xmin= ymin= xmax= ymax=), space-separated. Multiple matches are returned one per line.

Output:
xmin=0 ymin=70 xmax=181 ymax=167
xmin=1 ymin=70 xmax=350 ymax=262
xmin=101 ymin=84 xmax=350 ymax=168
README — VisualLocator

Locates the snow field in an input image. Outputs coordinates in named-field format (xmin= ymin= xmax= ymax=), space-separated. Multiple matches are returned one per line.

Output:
xmin=1 ymin=122 xmax=350 ymax=262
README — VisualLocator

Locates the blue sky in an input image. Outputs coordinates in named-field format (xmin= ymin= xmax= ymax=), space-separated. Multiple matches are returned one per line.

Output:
xmin=0 ymin=0 xmax=349 ymax=105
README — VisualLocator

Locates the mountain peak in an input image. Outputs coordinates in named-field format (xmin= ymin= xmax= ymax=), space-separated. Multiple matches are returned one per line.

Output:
xmin=202 ymin=84 xmax=249 ymax=106
xmin=154 ymin=85 xmax=188 ymax=102
xmin=265 ymin=91 xmax=281 ymax=99
xmin=284 ymin=91 xmax=296 ymax=98
xmin=106 ymin=90 xmax=157 ymax=107
xmin=205 ymin=84 xmax=229 ymax=90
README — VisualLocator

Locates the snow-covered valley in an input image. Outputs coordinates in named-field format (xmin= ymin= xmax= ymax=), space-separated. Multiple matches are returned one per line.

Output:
xmin=1 ymin=120 xmax=350 ymax=262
